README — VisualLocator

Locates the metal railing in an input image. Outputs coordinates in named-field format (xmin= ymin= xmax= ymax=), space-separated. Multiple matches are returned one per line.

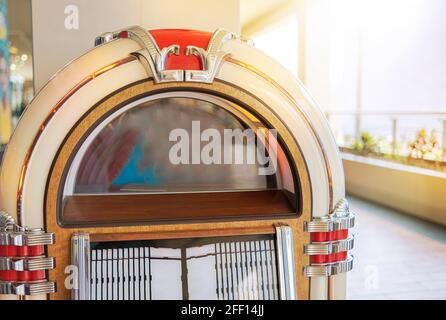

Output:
xmin=325 ymin=110 xmax=446 ymax=157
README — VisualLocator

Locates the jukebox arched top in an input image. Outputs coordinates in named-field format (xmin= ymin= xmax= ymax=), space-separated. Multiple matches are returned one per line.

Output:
xmin=0 ymin=27 xmax=354 ymax=300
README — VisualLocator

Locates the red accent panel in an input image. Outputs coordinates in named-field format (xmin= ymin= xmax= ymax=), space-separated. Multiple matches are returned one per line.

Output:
xmin=0 ymin=270 xmax=46 ymax=282
xmin=150 ymin=29 xmax=212 ymax=70
xmin=120 ymin=29 xmax=213 ymax=70
xmin=0 ymin=245 xmax=45 ymax=257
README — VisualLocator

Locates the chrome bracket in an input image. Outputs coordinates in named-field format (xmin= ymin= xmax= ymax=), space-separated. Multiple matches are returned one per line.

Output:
xmin=0 ymin=231 xmax=55 ymax=246
xmin=0 ymin=257 xmax=55 ymax=271
xmin=0 ymin=281 xmax=56 ymax=296
xmin=275 ymin=224 xmax=297 ymax=300
xmin=304 ymin=199 xmax=355 ymax=232
xmin=125 ymin=26 xmax=184 ymax=83
xmin=303 ymin=199 xmax=355 ymax=278
xmin=304 ymin=255 xmax=354 ymax=277
xmin=184 ymin=29 xmax=236 ymax=83
xmin=0 ymin=211 xmax=56 ymax=296
xmin=0 ymin=211 xmax=55 ymax=246
xmin=304 ymin=236 xmax=355 ymax=256
xmin=95 ymin=26 xmax=235 ymax=84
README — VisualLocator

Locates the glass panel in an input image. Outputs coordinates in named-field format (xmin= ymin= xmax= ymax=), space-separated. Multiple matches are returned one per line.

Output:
xmin=67 ymin=96 xmax=295 ymax=197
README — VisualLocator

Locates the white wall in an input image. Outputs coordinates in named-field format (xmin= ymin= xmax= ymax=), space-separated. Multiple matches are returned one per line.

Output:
xmin=359 ymin=0 xmax=446 ymax=112
xmin=244 ymin=0 xmax=446 ymax=114
xmin=299 ymin=0 xmax=446 ymax=145
xmin=32 ymin=0 xmax=240 ymax=91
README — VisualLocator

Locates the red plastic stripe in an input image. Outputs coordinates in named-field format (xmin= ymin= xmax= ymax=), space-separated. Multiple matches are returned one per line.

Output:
xmin=311 ymin=229 xmax=348 ymax=242
xmin=0 ymin=270 xmax=46 ymax=282
xmin=120 ymin=29 xmax=213 ymax=71
xmin=311 ymin=251 xmax=348 ymax=264
xmin=0 ymin=245 xmax=45 ymax=257
xmin=0 ymin=244 xmax=47 ymax=281
xmin=311 ymin=229 xmax=349 ymax=264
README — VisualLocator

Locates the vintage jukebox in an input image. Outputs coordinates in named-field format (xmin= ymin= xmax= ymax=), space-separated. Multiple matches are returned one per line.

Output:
xmin=0 ymin=27 xmax=354 ymax=300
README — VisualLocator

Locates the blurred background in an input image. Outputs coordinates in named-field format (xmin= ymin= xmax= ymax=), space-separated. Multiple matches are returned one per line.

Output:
xmin=1 ymin=0 xmax=445 ymax=299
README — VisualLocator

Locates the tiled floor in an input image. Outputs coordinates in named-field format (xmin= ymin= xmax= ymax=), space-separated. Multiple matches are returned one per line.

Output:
xmin=347 ymin=196 xmax=446 ymax=300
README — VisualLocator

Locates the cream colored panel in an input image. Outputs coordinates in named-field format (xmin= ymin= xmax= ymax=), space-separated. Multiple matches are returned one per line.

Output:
xmin=0 ymin=38 xmax=141 ymax=221
xmin=310 ymin=277 xmax=328 ymax=300
xmin=21 ymin=61 xmax=147 ymax=228
xmin=329 ymin=273 xmax=347 ymax=300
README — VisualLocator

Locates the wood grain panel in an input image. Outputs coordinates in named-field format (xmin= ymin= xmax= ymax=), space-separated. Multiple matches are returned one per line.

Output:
xmin=62 ymin=190 xmax=295 ymax=225
xmin=90 ymin=225 xmax=276 ymax=242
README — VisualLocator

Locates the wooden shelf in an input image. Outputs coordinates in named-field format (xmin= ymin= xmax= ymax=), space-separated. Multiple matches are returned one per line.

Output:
xmin=61 ymin=190 xmax=296 ymax=226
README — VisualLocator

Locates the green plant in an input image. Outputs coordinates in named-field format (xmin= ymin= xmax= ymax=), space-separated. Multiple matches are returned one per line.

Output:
xmin=351 ymin=131 xmax=380 ymax=155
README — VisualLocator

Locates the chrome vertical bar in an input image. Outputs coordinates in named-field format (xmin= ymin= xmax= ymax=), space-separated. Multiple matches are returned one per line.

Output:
xmin=275 ymin=225 xmax=297 ymax=300
xmin=442 ymin=119 xmax=446 ymax=152
xmin=71 ymin=232 xmax=90 ymax=300
xmin=391 ymin=118 xmax=398 ymax=155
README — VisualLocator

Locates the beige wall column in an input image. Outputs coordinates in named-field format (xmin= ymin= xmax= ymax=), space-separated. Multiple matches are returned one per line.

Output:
xmin=31 ymin=0 xmax=240 ymax=91
xmin=296 ymin=0 xmax=306 ymax=84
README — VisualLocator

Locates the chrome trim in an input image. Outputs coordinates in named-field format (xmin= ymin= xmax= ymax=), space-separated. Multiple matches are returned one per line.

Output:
xmin=71 ymin=232 xmax=90 ymax=300
xmin=304 ymin=199 xmax=355 ymax=232
xmin=304 ymin=255 xmax=354 ymax=277
xmin=275 ymin=225 xmax=297 ymax=300
xmin=94 ymin=32 xmax=115 ymax=46
xmin=0 ymin=211 xmax=55 ymax=246
xmin=184 ymin=29 xmax=236 ymax=83
xmin=0 ymin=231 xmax=55 ymax=246
xmin=115 ymin=26 xmax=184 ymax=83
xmin=0 ymin=257 xmax=55 ymax=271
xmin=0 ymin=281 xmax=56 ymax=296
xmin=132 ymin=48 xmax=183 ymax=82
xmin=0 ymin=211 xmax=15 ymax=229
xmin=304 ymin=236 xmax=355 ymax=255
xmin=238 ymin=35 xmax=255 ymax=47
xmin=96 ymin=27 xmax=235 ymax=83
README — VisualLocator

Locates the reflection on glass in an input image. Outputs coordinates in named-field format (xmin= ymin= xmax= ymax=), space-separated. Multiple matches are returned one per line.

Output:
xmin=71 ymin=97 xmax=295 ymax=196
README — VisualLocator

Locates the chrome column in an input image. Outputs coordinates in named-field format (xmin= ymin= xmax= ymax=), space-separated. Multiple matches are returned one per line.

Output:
xmin=275 ymin=225 xmax=297 ymax=300
xmin=303 ymin=198 xmax=356 ymax=300
xmin=71 ymin=232 xmax=90 ymax=300
xmin=0 ymin=211 xmax=56 ymax=298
